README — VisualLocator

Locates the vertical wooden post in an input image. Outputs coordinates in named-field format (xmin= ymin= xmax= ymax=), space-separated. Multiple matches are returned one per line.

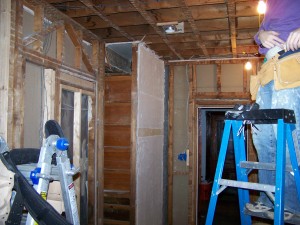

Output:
xmin=96 ymin=41 xmax=105 ymax=225
xmin=56 ymin=25 xmax=64 ymax=62
xmin=85 ymin=39 xmax=100 ymax=225
xmin=243 ymin=60 xmax=248 ymax=93
xmin=11 ymin=0 xmax=24 ymax=148
xmin=44 ymin=69 xmax=56 ymax=122
xmin=0 ymin=0 xmax=11 ymax=140
xmin=130 ymin=43 xmax=138 ymax=225
xmin=216 ymin=63 xmax=221 ymax=94
xmin=33 ymin=5 xmax=44 ymax=52
xmin=168 ymin=65 xmax=174 ymax=225
xmin=73 ymin=91 xmax=82 ymax=219
xmin=188 ymin=64 xmax=196 ymax=224
xmin=75 ymin=30 xmax=83 ymax=69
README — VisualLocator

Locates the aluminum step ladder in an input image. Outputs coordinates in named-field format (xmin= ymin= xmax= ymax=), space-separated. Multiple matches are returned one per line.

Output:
xmin=24 ymin=135 xmax=80 ymax=225
xmin=0 ymin=135 xmax=80 ymax=225
xmin=205 ymin=108 xmax=300 ymax=225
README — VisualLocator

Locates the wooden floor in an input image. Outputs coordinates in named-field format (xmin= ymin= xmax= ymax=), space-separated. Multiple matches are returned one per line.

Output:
xmin=198 ymin=189 xmax=240 ymax=225
xmin=198 ymin=189 xmax=273 ymax=225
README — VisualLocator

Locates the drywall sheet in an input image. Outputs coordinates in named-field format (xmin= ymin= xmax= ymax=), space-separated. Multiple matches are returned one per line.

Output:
xmin=196 ymin=64 xmax=217 ymax=92
xmin=221 ymin=64 xmax=244 ymax=92
xmin=24 ymin=62 xmax=43 ymax=148
xmin=136 ymin=44 xmax=165 ymax=225
xmin=172 ymin=65 xmax=189 ymax=225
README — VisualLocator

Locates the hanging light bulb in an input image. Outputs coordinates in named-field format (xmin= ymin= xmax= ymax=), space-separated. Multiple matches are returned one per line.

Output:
xmin=257 ymin=0 xmax=266 ymax=14
xmin=245 ymin=61 xmax=252 ymax=70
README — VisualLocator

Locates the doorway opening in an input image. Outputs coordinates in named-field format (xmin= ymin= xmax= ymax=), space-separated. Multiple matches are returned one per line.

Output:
xmin=197 ymin=108 xmax=241 ymax=225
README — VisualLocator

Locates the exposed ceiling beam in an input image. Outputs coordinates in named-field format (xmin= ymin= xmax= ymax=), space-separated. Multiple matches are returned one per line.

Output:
xmin=79 ymin=0 xmax=135 ymax=41
xmin=226 ymin=0 xmax=237 ymax=57
xmin=24 ymin=0 xmax=100 ymax=42
xmin=128 ymin=0 xmax=184 ymax=60
xmin=177 ymin=0 xmax=209 ymax=58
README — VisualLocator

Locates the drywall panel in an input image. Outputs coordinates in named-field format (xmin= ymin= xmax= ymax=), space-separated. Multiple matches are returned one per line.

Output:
xmin=221 ymin=64 xmax=244 ymax=92
xmin=173 ymin=175 xmax=189 ymax=225
xmin=23 ymin=62 xmax=43 ymax=148
xmin=172 ymin=65 xmax=189 ymax=225
xmin=196 ymin=64 xmax=217 ymax=92
xmin=136 ymin=44 xmax=164 ymax=225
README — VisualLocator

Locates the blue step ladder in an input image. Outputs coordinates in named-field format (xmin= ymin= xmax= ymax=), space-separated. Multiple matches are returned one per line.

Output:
xmin=205 ymin=109 xmax=300 ymax=225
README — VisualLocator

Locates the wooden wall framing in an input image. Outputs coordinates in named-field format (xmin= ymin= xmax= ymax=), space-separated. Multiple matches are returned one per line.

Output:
xmin=1 ymin=0 xmax=106 ymax=224
xmin=167 ymin=58 xmax=261 ymax=225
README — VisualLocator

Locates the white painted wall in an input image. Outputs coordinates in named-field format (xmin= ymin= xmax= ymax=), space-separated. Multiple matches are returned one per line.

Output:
xmin=136 ymin=44 xmax=165 ymax=225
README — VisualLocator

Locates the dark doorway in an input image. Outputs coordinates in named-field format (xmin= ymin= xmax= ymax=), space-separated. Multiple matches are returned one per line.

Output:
xmin=198 ymin=109 xmax=241 ymax=225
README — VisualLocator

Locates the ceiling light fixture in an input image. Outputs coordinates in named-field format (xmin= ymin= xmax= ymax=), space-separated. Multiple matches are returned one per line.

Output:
xmin=157 ymin=22 xmax=184 ymax=34
xmin=165 ymin=26 xmax=176 ymax=34
xmin=257 ymin=0 xmax=266 ymax=14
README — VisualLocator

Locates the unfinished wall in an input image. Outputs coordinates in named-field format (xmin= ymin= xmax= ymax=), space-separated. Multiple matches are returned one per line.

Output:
xmin=23 ymin=62 xmax=43 ymax=147
xmin=170 ymin=61 xmax=253 ymax=224
xmin=136 ymin=44 xmax=165 ymax=225
xmin=173 ymin=65 xmax=189 ymax=225
xmin=221 ymin=64 xmax=244 ymax=92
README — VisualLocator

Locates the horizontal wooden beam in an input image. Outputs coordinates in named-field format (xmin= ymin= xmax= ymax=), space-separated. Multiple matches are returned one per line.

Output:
xmin=23 ymin=46 xmax=96 ymax=80
xmin=196 ymin=92 xmax=251 ymax=99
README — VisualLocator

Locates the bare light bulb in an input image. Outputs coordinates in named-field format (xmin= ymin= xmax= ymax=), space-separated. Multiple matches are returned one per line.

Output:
xmin=245 ymin=61 xmax=252 ymax=70
xmin=257 ymin=0 xmax=266 ymax=14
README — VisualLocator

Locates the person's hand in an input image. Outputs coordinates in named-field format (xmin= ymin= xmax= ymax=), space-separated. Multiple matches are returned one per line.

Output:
xmin=258 ymin=30 xmax=284 ymax=49
xmin=286 ymin=28 xmax=300 ymax=51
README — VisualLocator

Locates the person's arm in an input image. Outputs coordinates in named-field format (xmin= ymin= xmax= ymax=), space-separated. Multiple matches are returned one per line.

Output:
xmin=257 ymin=30 xmax=284 ymax=49
xmin=286 ymin=28 xmax=300 ymax=51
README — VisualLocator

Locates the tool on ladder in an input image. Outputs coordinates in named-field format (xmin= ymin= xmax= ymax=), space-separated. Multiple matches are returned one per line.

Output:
xmin=205 ymin=106 xmax=300 ymax=225
xmin=0 ymin=120 xmax=80 ymax=225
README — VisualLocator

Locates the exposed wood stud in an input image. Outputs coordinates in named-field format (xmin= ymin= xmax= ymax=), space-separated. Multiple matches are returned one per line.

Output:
xmin=216 ymin=63 xmax=221 ymax=93
xmin=11 ymin=0 xmax=25 ymax=148
xmin=97 ymin=41 xmax=106 ymax=225
xmin=44 ymin=69 xmax=56 ymax=122
xmin=0 ymin=0 xmax=11 ymax=140
xmin=33 ymin=5 xmax=44 ymax=52
xmin=75 ymin=30 xmax=83 ymax=69
xmin=187 ymin=64 xmax=196 ymax=224
xmin=243 ymin=60 xmax=248 ymax=93
xmin=130 ymin=43 xmax=138 ymax=225
xmin=56 ymin=24 xmax=64 ymax=62
xmin=73 ymin=91 xmax=82 ymax=218
xmin=167 ymin=65 xmax=174 ymax=225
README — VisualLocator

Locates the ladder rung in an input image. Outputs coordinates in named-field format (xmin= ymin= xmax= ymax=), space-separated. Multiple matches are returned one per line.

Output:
xmin=219 ymin=179 xmax=275 ymax=192
xmin=244 ymin=207 xmax=300 ymax=225
xmin=240 ymin=161 xmax=296 ymax=172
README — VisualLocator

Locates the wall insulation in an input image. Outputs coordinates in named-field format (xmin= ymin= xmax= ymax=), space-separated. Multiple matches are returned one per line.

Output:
xmin=136 ymin=44 xmax=165 ymax=225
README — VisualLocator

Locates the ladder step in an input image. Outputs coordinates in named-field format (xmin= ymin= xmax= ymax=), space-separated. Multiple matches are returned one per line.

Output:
xmin=244 ymin=207 xmax=300 ymax=225
xmin=240 ymin=161 xmax=296 ymax=172
xmin=219 ymin=179 xmax=275 ymax=193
